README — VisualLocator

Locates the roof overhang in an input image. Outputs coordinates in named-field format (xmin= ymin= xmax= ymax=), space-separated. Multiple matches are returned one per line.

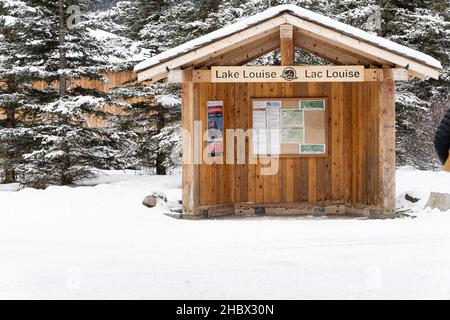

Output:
xmin=134 ymin=5 xmax=442 ymax=83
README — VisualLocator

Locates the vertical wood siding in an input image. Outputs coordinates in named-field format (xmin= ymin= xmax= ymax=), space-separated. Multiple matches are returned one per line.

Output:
xmin=192 ymin=81 xmax=386 ymax=209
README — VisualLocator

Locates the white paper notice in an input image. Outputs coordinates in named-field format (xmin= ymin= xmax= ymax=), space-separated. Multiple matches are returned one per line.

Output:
xmin=253 ymin=110 xmax=266 ymax=129
xmin=253 ymin=101 xmax=267 ymax=109
xmin=253 ymin=110 xmax=267 ymax=154
xmin=267 ymin=109 xmax=280 ymax=154
xmin=253 ymin=101 xmax=281 ymax=109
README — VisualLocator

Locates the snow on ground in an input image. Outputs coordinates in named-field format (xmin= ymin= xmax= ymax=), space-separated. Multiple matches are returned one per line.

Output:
xmin=1 ymin=168 xmax=450 ymax=299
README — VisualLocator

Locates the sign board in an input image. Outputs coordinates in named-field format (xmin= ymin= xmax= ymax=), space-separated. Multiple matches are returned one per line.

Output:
xmin=251 ymin=98 xmax=327 ymax=156
xmin=212 ymin=66 xmax=365 ymax=83
xmin=207 ymin=101 xmax=224 ymax=157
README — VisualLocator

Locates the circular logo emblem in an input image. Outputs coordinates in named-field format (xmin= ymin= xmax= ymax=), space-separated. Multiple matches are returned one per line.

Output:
xmin=281 ymin=67 xmax=298 ymax=81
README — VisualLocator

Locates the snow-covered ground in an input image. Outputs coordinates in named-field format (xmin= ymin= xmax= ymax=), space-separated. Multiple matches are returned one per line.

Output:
xmin=1 ymin=168 xmax=450 ymax=299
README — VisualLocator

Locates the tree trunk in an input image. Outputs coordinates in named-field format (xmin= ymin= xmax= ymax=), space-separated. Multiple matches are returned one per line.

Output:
xmin=58 ymin=0 xmax=67 ymax=97
xmin=155 ymin=153 xmax=167 ymax=175
xmin=61 ymin=143 xmax=72 ymax=185
xmin=5 ymin=78 xmax=16 ymax=128
xmin=3 ymin=168 xmax=16 ymax=184
xmin=155 ymin=105 xmax=167 ymax=175
xmin=3 ymin=77 xmax=17 ymax=183
xmin=155 ymin=0 xmax=163 ymax=12
xmin=58 ymin=0 xmax=71 ymax=185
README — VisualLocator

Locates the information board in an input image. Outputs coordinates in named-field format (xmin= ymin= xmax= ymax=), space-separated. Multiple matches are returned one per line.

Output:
xmin=251 ymin=98 xmax=327 ymax=156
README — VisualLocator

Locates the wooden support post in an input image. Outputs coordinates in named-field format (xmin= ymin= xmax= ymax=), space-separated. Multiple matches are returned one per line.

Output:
xmin=181 ymin=77 xmax=200 ymax=216
xmin=378 ymin=69 xmax=396 ymax=215
xmin=280 ymin=24 xmax=295 ymax=203
xmin=280 ymin=24 xmax=294 ymax=65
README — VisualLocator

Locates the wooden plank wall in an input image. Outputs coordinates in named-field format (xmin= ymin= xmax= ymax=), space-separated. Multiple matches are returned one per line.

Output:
xmin=194 ymin=81 xmax=384 ymax=210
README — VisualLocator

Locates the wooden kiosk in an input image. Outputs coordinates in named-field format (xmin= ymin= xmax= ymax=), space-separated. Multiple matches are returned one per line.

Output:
xmin=135 ymin=5 xmax=441 ymax=219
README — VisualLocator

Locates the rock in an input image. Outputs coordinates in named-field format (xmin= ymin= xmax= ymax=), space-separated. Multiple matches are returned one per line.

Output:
xmin=405 ymin=193 xmax=420 ymax=203
xmin=425 ymin=192 xmax=450 ymax=211
xmin=142 ymin=195 xmax=157 ymax=208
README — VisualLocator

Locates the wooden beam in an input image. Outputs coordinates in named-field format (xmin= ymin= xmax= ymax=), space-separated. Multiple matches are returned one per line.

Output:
xmin=365 ymin=69 xmax=384 ymax=81
xmin=295 ymin=33 xmax=375 ymax=66
xmin=193 ymin=70 xmax=212 ymax=83
xmin=137 ymin=16 xmax=286 ymax=82
xmin=285 ymin=14 xmax=440 ymax=79
xmin=222 ymin=40 xmax=279 ymax=66
xmin=196 ymin=33 xmax=280 ymax=68
xmin=185 ymin=68 xmax=408 ymax=83
xmin=280 ymin=24 xmax=294 ymax=65
xmin=390 ymin=68 xmax=409 ymax=81
xmin=168 ymin=69 xmax=192 ymax=83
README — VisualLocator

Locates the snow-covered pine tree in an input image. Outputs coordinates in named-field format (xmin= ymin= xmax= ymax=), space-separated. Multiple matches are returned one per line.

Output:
xmin=143 ymin=83 xmax=181 ymax=175
xmin=0 ymin=0 xmax=48 ymax=184
xmin=378 ymin=0 xmax=450 ymax=168
xmin=317 ymin=0 xmax=450 ymax=168
xmin=111 ymin=82 xmax=181 ymax=175
xmin=0 ymin=0 xmax=136 ymax=187
xmin=137 ymin=0 xmax=234 ymax=174
xmin=85 ymin=0 xmax=180 ymax=174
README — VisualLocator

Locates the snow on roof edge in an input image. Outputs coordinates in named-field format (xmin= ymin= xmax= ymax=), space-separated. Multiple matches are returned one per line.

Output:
xmin=134 ymin=4 xmax=442 ymax=73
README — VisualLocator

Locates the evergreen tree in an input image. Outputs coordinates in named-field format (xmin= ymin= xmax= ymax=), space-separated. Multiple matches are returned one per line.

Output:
xmin=379 ymin=0 xmax=450 ymax=168
xmin=0 ymin=0 xmax=46 ymax=183
xmin=112 ymin=83 xmax=181 ymax=175
xmin=0 ymin=0 xmax=135 ymax=187
xmin=86 ymin=0 xmax=184 ymax=175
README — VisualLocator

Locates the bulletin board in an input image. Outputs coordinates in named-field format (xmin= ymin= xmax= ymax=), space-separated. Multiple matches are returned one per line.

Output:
xmin=251 ymin=98 xmax=327 ymax=157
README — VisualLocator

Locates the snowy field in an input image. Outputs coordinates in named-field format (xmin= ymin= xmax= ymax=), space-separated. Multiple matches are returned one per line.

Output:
xmin=1 ymin=168 xmax=450 ymax=299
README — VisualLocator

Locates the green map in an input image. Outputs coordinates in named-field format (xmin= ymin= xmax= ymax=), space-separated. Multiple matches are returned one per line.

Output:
xmin=282 ymin=128 xmax=304 ymax=143
xmin=301 ymin=144 xmax=325 ymax=154
xmin=281 ymin=110 xmax=304 ymax=127
xmin=300 ymin=100 xmax=325 ymax=110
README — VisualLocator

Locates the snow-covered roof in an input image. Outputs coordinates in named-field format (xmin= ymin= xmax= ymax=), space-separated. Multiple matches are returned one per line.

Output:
xmin=134 ymin=4 xmax=442 ymax=81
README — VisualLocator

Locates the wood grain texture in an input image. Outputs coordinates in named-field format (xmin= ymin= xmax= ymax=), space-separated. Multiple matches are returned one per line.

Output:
xmin=184 ymin=81 xmax=391 ymax=216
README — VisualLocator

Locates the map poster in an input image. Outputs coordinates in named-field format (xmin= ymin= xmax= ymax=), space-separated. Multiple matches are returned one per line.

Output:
xmin=207 ymin=101 xmax=224 ymax=157
xmin=300 ymin=144 xmax=326 ymax=154
xmin=207 ymin=140 xmax=224 ymax=157
xmin=282 ymin=128 xmax=304 ymax=143
xmin=300 ymin=100 xmax=326 ymax=110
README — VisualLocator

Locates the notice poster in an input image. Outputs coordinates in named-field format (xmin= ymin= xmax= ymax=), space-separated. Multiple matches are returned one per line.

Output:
xmin=252 ymin=110 xmax=267 ymax=155
xmin=281 ymin=110 xmax=304 ymax=144
xmin=281 ymin=110 xmax=304 ymax=127
xmin=267 ymin=109 xmax=280 ymax=154
xmin=281 ymin=128 xmax=304 ymax=143
xmin=300 ymin=144 xmax=326 ymax=154
xmin=253 ymin=101 xmax=281 ymax=109
xmin=207 ymin=101 xmax=224 ymax=157
xmin=207 ymin=140 xmax=224 ymax=156
xmin=300 ymin=100 xmax=326 ymax=110
xmin=252 ymin=104 xmax=281 ymax=155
